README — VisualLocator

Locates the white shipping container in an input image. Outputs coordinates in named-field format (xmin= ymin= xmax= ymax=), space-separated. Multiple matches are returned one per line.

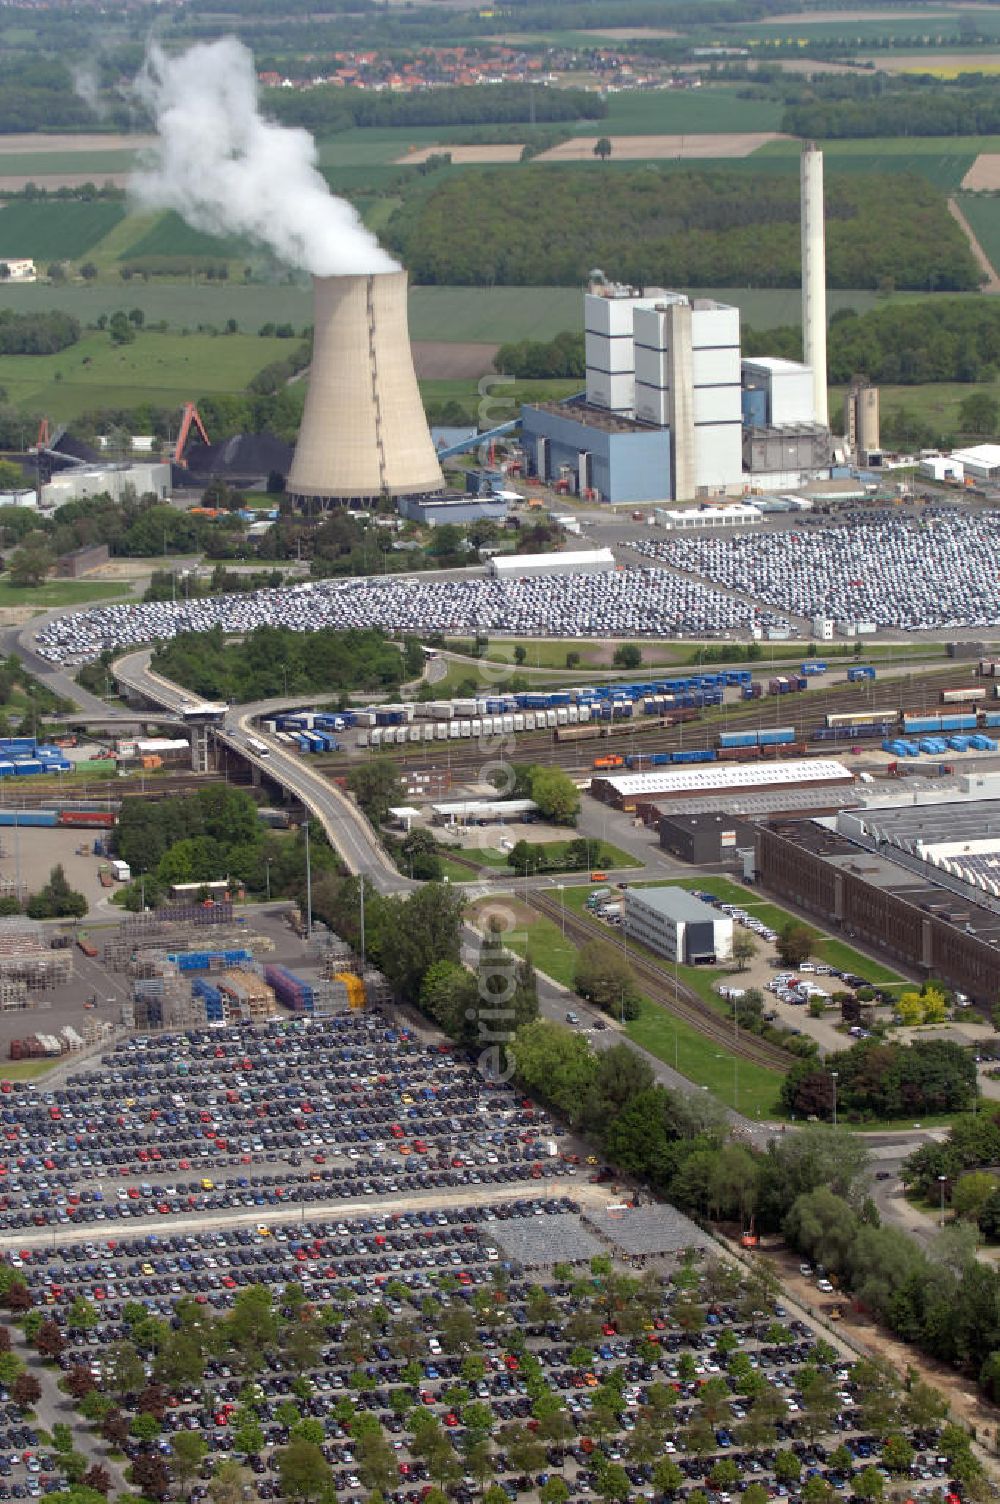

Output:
xmin=471 ymin=719 xmax=482 ymax=736
xmin=546 ymin=709 xmax=557 ymax=728
xmin=502 ymin=714 xmax=514 ymax=733
xmin=357 ymin=731 xmax=368 ymax=748
xmin=449 ymin=723 xmax=461 ymax=740
xmin=408 ymin=727 xmax=421 ymax=743
xmin=371 ymin=728 xmax=383 ymax=748
xmin=513 ymin=713 xmax=524 ymax=731
xmin=579 ymin=706 xmax=591 ymax=723
xmin=556 ymin=708 xmax=568 ymax=725
xmin=453 ymin=699 xmax=477 ymax=716
xmin=568 ymin=705 xmax=579 ymax=723
xmin=525 ymin=713 xmax=536 ymax=731
xmin=423 ymin=725 xmax=434 ymax=742
xmin=460 ymin=720 xmax=472 ymax=737
xmin=435 ymin=724 xmax=448 ymax=740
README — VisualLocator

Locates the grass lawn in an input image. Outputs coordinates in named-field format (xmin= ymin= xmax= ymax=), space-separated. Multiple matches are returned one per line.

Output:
xmin=626 ymin=1000 xmax=783 ymax=1118
xmin=571 ymin=87 xmax=783 ymax=136
xmin=832 ymin=376 xmax=1000 ymax=439
xmin=0 ymin=578 xmax=133 ymax=609
xmin=0 ymin=1059 xmax=58 ymax=1081
xmin=447 ymin=839 xmax=637 ymax=876
xmin=0 ymin=328 xmax=296 ymax=419
xmin=472 ymin=898 xmax=779 ymax=1112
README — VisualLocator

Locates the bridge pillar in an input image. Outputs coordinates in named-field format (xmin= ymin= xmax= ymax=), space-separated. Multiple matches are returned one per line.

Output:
xmin=189 ymin=728 xmax=211 ymax=774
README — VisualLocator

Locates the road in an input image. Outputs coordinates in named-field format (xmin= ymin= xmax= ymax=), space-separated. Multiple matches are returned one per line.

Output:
xmin=112 ymin=648 xmax=414 ymax=895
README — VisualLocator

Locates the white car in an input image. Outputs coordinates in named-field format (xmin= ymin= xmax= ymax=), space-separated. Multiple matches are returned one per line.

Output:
xmin=817 ymin=1278 xmax=835 ymax=1293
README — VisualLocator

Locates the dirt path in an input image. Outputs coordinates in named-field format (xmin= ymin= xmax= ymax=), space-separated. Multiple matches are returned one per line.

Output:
xmin=948 ymin=195 xmax=1000 ymax=290
xmin=761 ymin=1242 xmax=1000 ymax=1467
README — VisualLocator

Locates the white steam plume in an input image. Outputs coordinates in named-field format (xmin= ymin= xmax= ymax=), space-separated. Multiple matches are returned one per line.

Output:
xmin=130 ymin=38 xmax=398 ymax=276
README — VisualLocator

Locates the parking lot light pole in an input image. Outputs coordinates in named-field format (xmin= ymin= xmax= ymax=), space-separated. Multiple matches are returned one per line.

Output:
xmin=938 ymin=1174 xmax=947 ymax=1227
xmin=558 ymin=884 xmax=565 ymax=937
xmin=830 ymin=1070 xmax=838 ymax=1129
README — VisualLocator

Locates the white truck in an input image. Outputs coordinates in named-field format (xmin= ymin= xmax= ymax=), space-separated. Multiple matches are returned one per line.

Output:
xmin=111 ymin=859 xmax=131 ymax=883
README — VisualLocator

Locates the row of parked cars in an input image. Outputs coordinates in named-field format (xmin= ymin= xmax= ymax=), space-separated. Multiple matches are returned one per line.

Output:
xmin=6 ymin=1190 xmax=957 ymax=1504
xmin=0 ymin=1015 xmax=576 ymax=1229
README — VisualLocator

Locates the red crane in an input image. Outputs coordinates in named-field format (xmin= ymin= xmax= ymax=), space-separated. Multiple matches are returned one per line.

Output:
xmin=173 ymin=403 xmax=210 ymax=464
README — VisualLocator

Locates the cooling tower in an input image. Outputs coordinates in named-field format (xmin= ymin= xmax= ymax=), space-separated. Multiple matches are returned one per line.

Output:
xmin=287 ymin=270 xmax=444 ymax=505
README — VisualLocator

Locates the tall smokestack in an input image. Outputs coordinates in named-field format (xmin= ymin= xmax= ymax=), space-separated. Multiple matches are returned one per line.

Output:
xmin=800 ymin=142 xmax=828 ymax=428
xmin=287 ymin=271 xmax=444 ymax=505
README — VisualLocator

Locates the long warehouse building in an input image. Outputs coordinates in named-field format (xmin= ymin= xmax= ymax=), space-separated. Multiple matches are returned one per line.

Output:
xmin=590 ymin=759 xmax=854 ymax=812
xmin=489 ymin=548 xmax=616 ymax=579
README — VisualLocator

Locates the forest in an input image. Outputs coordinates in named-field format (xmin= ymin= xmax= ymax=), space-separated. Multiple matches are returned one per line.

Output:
xmin=744 ymin=298 xmax=1000 ymax=386
xmin=780 ymin=1037 xmax=976 ymax=1122
xmin=151 ymin=624 xmax=422 ymax=702
xmin=385 ymin=168 xmax=979 ymax=292
xmin=265 ymin=83 xmax=605 ymax=134
xmin=783 ymin=82 xmax=1000 ymax=140
xmin=0 ymin=310 xmax=80 ymax=357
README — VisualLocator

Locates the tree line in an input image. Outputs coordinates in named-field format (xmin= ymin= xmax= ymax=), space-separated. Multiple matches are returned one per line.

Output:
xmin=781 ymin=1037 xmax=976 ymax=1123
xmin=0 ymin=310 xmax=79 ymax=356
xmin=745 ymin=296 xmax=1000 ymax=387
xmin=385 ymin=167 xmax=979 ymax=291
xmin=152 ymin=624 xmax=422 ymax=703
xmin=495 ymin=331 xmax=585 ymax=381
xmin=264 ymin=82 xmax=605 ymax=136
xmin=783 ymin=82 xmax=1000 ymax=140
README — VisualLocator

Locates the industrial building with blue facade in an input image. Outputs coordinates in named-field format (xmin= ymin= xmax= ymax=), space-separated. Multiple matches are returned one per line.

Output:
xmin=520 ymin=400 xmax=671 ymax=504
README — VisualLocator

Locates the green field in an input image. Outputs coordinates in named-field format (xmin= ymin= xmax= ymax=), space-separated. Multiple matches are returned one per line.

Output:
xmin=0 ymin=1059 xmax=58 ymax=1081
xmin=0 ymin=200 xmax=125 ymax=260
xmin=571 ymin=88 xmax=783 ymax=136
xmin=956 ymin=193 xmax=1000 ymax=279
xmin=0 ymin=578 xmax=133 ymax=609
xmin=120 ymin=211 xmax=249 ymax=262
xmin=0 ymin=149 xmax=138 ymax=177
xmin=732 ymin=14 xmax=1000 ymax=41
xmin=0 ymin=328 xmax=295 ymax=418
xmin=835 ymin=376 xmax=1000 ymax=437
xmin=0 ymin=280 xmax=313 ymax=331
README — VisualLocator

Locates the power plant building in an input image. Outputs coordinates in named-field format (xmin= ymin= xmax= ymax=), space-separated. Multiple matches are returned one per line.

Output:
xmin=519 ymin=146 xmax=834 ymax=506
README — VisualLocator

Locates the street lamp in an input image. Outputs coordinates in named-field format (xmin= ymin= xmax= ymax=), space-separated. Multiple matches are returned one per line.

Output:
xmin=265 ymin=859 xmax=271 ymax=902
xmin=830 ymin=1070 xmax=839 ymax=1129
xmin=938 ymin=1173 xmax=947 ymax=1227
xmin=716 ymin=1052 xmax=738 ymax=1114
xmin=558 ymin=883 xmax=565 ymax=937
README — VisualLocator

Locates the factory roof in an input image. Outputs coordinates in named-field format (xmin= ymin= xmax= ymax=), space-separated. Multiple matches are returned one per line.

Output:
xmin=741 ymin=356 xmax=811 ymax=375
xmin=597 ymin=759 xmax=853 ymax=798
xmin=526 ymin=399 xmax=659 ymax=435
xmin=844 ymin=800 xmax=1000 ymax=852
xmin=950 ymin=444 xmax=1000 ymax=469
xmin=626 ymin=886 xmax=724 ymax=924
xmin=491 ymin=548 xmax=616 ymax=574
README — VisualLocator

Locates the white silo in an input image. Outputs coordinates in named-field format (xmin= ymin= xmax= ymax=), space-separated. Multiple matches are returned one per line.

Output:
xmin=287 ymin=270 xmax=444 ymax=506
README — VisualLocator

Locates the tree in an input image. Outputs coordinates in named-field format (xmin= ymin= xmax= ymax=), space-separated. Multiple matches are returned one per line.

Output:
xmin=652 ymin=1459 xmax=683 ymax=1496
xmin=774 ymin=1451 xmax=802 ymax=1485
xmin=108 ymin=310 xmax=134 ymax=345
xmin=854 ymin=1467 xmax=885 ymax=1501
xmin=131 ymin=1455 xmax=171 ymax=1500
xmin=11 ymin=1373 xmax=40 ymax=1410
xmin=81 ymin=1465 xmax=112 ymax=1495
xmin=27 ymin=864 xmax=87 ymax=920
xmin=593 ymin=137 xmax=613 ymax=161
xmin=953 ymin=1170 xmax=998 ymax=1222
xmin=882 ymin=1434 xmax=915 ymax=1475
xmin=79 ymin=263 xmax=98 ymax=281
xmin=573 ymin=940 xmax=641 ymax=1021
xmin=68 ymin=1295 xmax=99 ymax=1331
xmin=171 ymin=1431 xmax=209 ymax=1497
xmin=958 ymin=392 xmax=999 ymax=435
xmin=528 ymin=764 xmax=580 ymax=825
xmin=346 ymin=758 xmax=404 ymax=827
xmin=776 ymin=921 xmax=814 ymax=968
xmin=731 ymin=931 xmax=758 ymax=972
xmin=612 ymin=643 xmax=640 ymax=668
xmin=8 ymin=541 xmax=54 ymax=587
xmin=209 ymin=1461 xmax=252 ymax=1504
xmin=276 ymin=1439 xmax=334 ymax=1503
xmin=801 ymin=1479 xmax=835 ymax=1504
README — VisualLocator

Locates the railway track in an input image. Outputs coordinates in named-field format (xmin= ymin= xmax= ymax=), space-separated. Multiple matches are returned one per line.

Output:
xmin=527 ymin=890 xmax=793 ymax=1072
xmin=315 ymin=662 xmax=989 ymax=783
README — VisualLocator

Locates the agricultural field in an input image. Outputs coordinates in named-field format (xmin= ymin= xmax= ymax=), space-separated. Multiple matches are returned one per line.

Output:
xmin=0 ymin=279 xmax=314 ymax=331
xmin=0 ymin=578 xmax=133 ymax=609
xmin=0 ymin=200 xmax=124 ymax=259
xmin=732 ymin=12 xmax=1000 ymax=40
xmin=567 ymin=87 xmax=784 ymax=135
xmin=120 ymin=210 xmax=249 ymax=262
xmin=0 ymin=328 xmax=295 ymax=419
xmin=955 ymin=192 xmax=1000 ymax=278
